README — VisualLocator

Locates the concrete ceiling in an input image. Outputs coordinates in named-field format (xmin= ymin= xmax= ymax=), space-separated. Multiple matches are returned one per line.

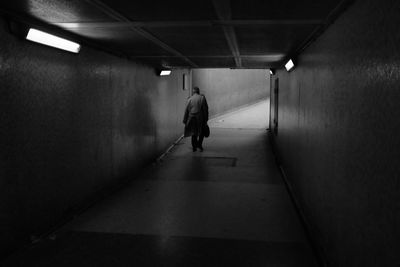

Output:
xmin=0 ymin=0 xmax=352 ymax=69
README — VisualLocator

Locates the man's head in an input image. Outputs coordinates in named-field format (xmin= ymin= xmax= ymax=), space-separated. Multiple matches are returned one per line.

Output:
xmin=193 ymin=87 xmax=200 ymax=94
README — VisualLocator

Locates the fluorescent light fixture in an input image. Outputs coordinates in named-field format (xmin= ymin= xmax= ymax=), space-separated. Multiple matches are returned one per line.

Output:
xmin=159 ymin=70 xmax=171 ymax=76
xmin=26 ymin=28 xmax=80 ymax=53
xmin=285 ymin=59 xmax=295 ymax=71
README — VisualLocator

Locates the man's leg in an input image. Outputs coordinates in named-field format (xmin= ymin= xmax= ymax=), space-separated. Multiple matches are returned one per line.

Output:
xmin=198 ymin=135 xmax=204 ymax=151
xmin=191 ymin=135 xmax=197 ymax=151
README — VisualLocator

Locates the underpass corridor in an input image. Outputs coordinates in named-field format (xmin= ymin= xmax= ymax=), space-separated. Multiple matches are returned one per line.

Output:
xmin=2 ymin=100 xmax=318 ymax=266
xmin=2 ymin=1 xmax=400 ymax=265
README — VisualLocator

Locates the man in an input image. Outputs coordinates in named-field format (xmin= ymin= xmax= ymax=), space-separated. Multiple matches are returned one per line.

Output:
xmin=183 ymin=87 xmax=209 ymax=152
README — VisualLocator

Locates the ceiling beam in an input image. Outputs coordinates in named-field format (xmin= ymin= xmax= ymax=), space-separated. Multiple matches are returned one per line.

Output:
xmin=84 ymin=0 xmax=198 ymax=68
xmin=212 ymin=0 xmax=242 ymax=68
xmin=128 ymin=55 xmax=284 ymax=59
xmin=291 ymin=0 xmax=355 ymax=66
xmin=53 ymin=19 xmax=323 ymax=29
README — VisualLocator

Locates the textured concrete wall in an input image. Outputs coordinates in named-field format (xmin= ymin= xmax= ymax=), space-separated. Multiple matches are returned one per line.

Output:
xmin=192 ymin=69 xmax=269 ymax=117
xmin=272 ymin=0 xmax=400 ymax=266
xmin=0 ymin=17 xmax=188 ymax=257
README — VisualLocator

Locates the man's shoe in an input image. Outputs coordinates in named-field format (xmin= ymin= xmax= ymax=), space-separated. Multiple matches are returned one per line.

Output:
xmin=198 ymin=146 xmax=204 ymax=152
xmin=192 ymin=147 xmax=197 ymax=152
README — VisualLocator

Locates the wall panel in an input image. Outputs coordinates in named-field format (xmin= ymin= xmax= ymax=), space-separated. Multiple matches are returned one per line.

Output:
xmin=272 ymin=0 xmax=400 ymax=265
xmin=192 ymin=68 xmax=269 ymax=117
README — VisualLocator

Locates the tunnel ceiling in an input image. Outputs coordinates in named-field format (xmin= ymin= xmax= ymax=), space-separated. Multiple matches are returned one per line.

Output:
xmin=0 ymin=0 xmax=348 ymax=69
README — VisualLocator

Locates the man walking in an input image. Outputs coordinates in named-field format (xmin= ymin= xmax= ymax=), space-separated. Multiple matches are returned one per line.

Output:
xmin=183 ymin=87 xmax=209 ymax=152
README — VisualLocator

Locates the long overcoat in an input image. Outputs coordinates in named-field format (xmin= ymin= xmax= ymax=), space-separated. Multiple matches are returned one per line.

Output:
xmin=183 ymin=93 xmax=209 ymax=137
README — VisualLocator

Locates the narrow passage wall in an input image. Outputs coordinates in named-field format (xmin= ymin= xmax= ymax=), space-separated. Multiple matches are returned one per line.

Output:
xmin=0 ymin=17 xmax=188 ymax=258
xmin=192 ymin=68 xmax=269 ymax=118
xmin=271 ymin=0 xmax=400 ymax=266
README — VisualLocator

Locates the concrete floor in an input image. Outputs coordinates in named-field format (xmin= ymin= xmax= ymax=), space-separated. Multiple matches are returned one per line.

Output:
xmin=2 ymin=100 xmax=317 ymax=266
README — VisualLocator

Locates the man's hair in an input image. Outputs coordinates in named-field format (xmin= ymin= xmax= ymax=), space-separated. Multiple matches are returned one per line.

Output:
xmin=193 ymin=87 xmax=200 ymax=93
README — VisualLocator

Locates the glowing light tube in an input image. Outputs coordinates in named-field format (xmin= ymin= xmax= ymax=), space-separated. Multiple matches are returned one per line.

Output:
xmin=285 ymin=59 xmax=295 ymax=71
xmin=26 ymin=28 xmax=81 ymax=53
xmin=160 ymin=70 xmax=171 ymax=76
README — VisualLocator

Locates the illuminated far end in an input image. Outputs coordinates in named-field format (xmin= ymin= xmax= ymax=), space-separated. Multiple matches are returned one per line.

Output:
xmin=285 ymin=59 xmax=295 ymax=72
xmin=160 ymin=70 xmax=171 ymax=76
xmin=26 ymin=28 xmax=81 ymax=53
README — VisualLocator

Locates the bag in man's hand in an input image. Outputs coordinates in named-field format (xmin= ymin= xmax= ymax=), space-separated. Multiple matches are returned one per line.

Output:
xmin=204 ymin=124 xmax=210 ymax=138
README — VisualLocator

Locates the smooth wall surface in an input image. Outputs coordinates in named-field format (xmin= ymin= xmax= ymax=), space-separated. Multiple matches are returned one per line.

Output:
xmin=272 ymin=0 xmax=400 ymax=266
xmin=192 ymin=69 xmax=269 ymax=117
xmin=0 ymin=17 xmax=188 ymax=257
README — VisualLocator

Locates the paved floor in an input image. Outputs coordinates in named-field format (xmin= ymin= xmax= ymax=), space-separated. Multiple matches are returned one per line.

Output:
xmin=2 ymin=100 xmax=317 ymax=266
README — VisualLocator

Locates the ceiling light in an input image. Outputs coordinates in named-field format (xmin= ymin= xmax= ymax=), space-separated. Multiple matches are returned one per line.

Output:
xmin=159 ymin=70 xmax=171 ymax=76
xmin=26 ymin=28 xmax=80 ymax=53
xmin=269 ymin=69 xmax=275 ymax=75
xmin=285 ymin=59 xmax=295 ymax=72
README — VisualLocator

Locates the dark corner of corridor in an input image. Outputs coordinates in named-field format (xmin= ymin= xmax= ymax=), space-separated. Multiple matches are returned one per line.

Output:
xmin=1 ymin=0 xmax=399 ymax=266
